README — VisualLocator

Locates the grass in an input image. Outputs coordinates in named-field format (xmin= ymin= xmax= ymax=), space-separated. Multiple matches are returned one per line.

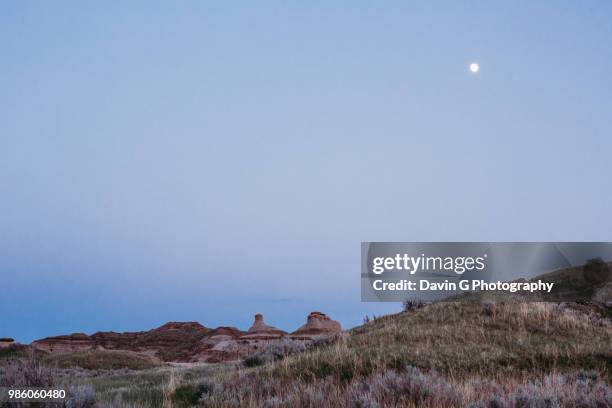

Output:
xmin=195 ymin=301 xmax=611 ymax=407
xmin=265 ymin=302 xmax=610 ymax=384
xmin=2 ymin=301 xmax=610 ymax=407
xmin=43 ymin=349 xmax=160 ymax=371
xmin=0 ymin=344 xmax=47 ymax=363
xmin=63 ymin=364 xmax=228 ymax=407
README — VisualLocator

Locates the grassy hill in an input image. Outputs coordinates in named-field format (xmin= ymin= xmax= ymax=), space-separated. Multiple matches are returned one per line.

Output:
xmin=2 ymin=299 xmax=610 ymax=407
xmin=38 ymin=301 xmax=608 ymax=407
xmin=188 ymin=301 xmax=610 ymax=407
xmin=43 ymin=349 xmax=162 ymax=371
xmin=0 ymin=345 xmax=161 ymax=371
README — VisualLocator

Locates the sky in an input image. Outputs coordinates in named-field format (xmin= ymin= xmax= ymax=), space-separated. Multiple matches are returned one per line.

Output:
xmin=1 ymin=1 xmax=611 ymax=343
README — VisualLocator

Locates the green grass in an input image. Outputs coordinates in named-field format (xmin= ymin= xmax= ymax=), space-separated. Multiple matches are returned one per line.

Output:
xmin=0 ymin=344 xmax=47 ymax=363
xmin=65 ymin=364 xmax=227 ymax=407
xmin=43 ymin=349 xmax=160 ymax=371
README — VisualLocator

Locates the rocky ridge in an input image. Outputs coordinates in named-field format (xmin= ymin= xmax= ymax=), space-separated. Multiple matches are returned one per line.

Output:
xmin=31 ymin=312 xmax=341 ymax=363
xmin=0 ymin=338 xmax=16 ymax=349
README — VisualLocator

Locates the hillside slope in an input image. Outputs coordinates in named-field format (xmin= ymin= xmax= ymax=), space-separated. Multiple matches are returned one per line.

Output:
xmin=192 ymin=301 xmax=611 ymax=407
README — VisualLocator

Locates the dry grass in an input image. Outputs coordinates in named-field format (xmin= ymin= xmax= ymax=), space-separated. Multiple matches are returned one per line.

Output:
xmin=0 ymin=351 xmax=54 ymax=388
xmin=2 ymin=302 xmax=609 ymax=407
xmin=343 ymin=302 xmax=610 ymax=380
xmin=41 ymin=349 xmax=161 ymax=371
xmin=190 ymin=301 xmax=611 ymax=407
xmin=163 ymin=369 xmax=178 ymax=408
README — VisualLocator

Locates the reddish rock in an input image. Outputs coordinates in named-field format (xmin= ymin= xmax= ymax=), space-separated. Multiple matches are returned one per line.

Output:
xmin=0 ymin=338 xmax=16 ymax=349
xmin=32 ymin=333 xmax=95 ymax=353
xmin=192 ymin=326 xmax=246 ymax=363
xmin=241 ymin=314 xmax=287 ymax=339
xmin=291 ymin=312 xmax=342 ymax=339
xmin=32 ymin=323 xmax=212 ymax=361
xmin=31 ymin=312 xmax=342 ymax=363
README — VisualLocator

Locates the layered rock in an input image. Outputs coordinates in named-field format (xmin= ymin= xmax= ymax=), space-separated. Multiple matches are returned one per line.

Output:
xmin=32 ymin=323 xmax=214 ymax=360
xmin=31 ymin=312 xmax=341 ymax=363
xmin=196 ymin=314 xmax=290 ymax=363
xmin=242 ymin=314 xmax=287 ymax=339
xmin=192 ymin=326 xmax=246 ymax=363
xmin=0 ymin=338 xmax=16 ymax=349
xmin=32 ymin=333 xmax=95 ymax=353
xmin=291 ymin=312 xmax=342 ymax=339
xmin=92 ymin=322 xmax=212 ymax=361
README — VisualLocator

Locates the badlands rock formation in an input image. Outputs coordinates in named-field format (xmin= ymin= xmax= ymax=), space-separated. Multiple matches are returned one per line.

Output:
xmin=31 ymin=312 xmax=342 ymax=363
xmin=198 ymin=314 xmax=293 ymax=363
xmin=242 ymin=314 xmax=287 ymax=339
xmin=0 ymin=338 xmax=16 ymax=349
xmin=291 ymin=311 xmax=342 ymax=339
xmin=32 ymin=333 xmax=94 ymax=353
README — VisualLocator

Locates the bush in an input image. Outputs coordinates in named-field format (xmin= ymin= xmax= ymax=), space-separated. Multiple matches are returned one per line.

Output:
xmin=0 ymin=356 xmax=54 ymax=388
xmin=403 ymin=299 xmax=426 ymax=312
xmin=243 ymin=339 xmax=308 ymax=368
xmin=65 ymin=385 xmax=96 ymax=408
xmin=244 ymin=355 xmax=265 ymax=367
xmin=172 ymin=384 xmax=206 ymax=407
xmin=584 ymin=258 xmax=611 ymax=285
xmin=348 ymin=366 xmax=462 ymax=407
xmin=481 ymin=300 xmax=496 ymax=317
xmin=468 ymin=372 xmax=612 ymax=408
xmin=262 ymin=396 xmax=284 ymax=408
xmin=266 ymin=339 xmax=306 ymax=359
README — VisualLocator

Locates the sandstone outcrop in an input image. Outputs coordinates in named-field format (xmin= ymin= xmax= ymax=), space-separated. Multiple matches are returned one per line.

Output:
xmin=0 ymin=338 xmax=16 ymax=349
xmin=195 ymin=314 xmax=290 ymax=363
xmin=242 ymin=314 xmax=287 ymax=339
xmin=92 ymin=322 xmax=213 ymax=361
xmin=32 ymin=333 xmax=95 ymax=353
xmin=31 ymin=312 xmax=341 ymax=363
xmin=291 ymin=312 xmax=342 ymax=339
xmin=192 ymin=326 xmax=246 ymax=363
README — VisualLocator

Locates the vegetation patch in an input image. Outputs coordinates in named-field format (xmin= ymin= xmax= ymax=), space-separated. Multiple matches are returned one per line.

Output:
xmin=43 ymin=350 xmax=160 ymax=370
xmin=2 ymin=302 xmax=609 ymax=407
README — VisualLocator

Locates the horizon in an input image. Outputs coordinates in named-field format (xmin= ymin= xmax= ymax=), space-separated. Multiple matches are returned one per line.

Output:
xmin=26 ymin=311 xmax=344 ymax=344
xmin=2 ymin=2 xmax=612 ymax=343
xmin=21 ymin=311 xmax=347 ymax=343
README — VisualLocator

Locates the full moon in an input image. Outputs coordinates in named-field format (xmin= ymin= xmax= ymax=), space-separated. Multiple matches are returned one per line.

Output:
xmin=469 ymin=63 xmax=480 ymax=73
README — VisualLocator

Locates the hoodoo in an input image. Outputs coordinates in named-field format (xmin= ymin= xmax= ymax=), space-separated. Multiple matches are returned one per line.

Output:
xmin=30 ymin=312 xmax=342 ymax=362
xmin=291 ymin=312 xmax=342 ymax=339
xmin=242 ymin=314 xmax=287 ymax=339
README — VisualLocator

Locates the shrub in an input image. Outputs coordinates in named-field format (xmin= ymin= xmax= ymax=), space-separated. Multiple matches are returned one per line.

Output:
xmin=308 ymin=334 xmax=341 ymax=350
xmin=65 ymin=385 xmax=96 ymax=408
xmin=481 ymin=300 xmax=496 ymax=317
xmin=243 ymin=339 xmax=308 ymax=368
xmin=198 ymin=380 xmax=215 ymax=396
xmin=468 ymin=372 xmax=612 ymax=408
xmin=348 ymin=366 xmax=462 ymax=407
xmin=0 ymin=356 xmax=54 ymax=388
xmin=349 ymin=383 xmax=380 ymax=408
xmin=266 ymin=339 xmax=307 ymax=359
xmin=584 ymin=258 xmax=611 ymax=285
xmin=172 ymin=384 xmax=203 ymax=407
xmin=403 ymin=299 xmax=426 ymax=312
xmin=244 ymin=355 xmax=265 ymax=367
xmin=300 ymin=382 xmax=329 ymax=406
xmin=262 ymin=396 xmax=284 ymax=408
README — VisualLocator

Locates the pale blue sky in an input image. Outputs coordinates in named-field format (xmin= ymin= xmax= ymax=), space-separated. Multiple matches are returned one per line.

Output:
xmin=1 ymin=2 xmax=611 ymax=342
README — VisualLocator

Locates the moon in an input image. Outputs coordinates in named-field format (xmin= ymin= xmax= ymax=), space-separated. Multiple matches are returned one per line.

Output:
xmin=469 ymin=63 xmax=480 ymax=73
